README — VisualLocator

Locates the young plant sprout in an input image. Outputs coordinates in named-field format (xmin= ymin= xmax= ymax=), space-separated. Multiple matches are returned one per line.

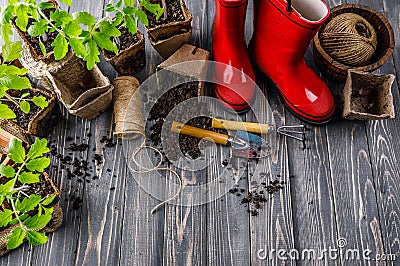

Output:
xmin=0 ymin=42 xmax=48 ymax=120
xmin=0 ymin=0 xmax=163 ymax=70
xmin=0 ymin=137 xmax=56 ymax=250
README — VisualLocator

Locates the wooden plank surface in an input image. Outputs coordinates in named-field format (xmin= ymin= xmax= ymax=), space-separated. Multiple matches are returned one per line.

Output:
xmin=0 ymin=0 xmax=400 ymax=265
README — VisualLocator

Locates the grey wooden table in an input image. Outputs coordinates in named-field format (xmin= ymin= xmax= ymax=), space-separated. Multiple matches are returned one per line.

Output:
xmin=1 ymin=0 xmax=400 ymax=265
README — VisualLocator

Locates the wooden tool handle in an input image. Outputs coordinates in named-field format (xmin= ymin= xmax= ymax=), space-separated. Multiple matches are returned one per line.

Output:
xmin=212 ymin=119 xmax=272 ymax=134
xmin=171 ymin=122 xmax=229 ymax=145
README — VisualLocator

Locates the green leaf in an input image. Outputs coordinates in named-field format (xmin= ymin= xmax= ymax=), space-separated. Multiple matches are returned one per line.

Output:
xmin=69 ymin=37 xmax=86 ymax=58
xmin=136 ymin=9 xmax=148 ymax=26
xmin=21 ymin=92 xmax=30 ymax=98
xmin=52 ymin=33 xmax=69 ymax=60
xmin=116 ymin=0 xmax=123 ymax=8
xmin=0 ymin=209 xmax=13 ymax=227
xmin=0 ymin=5 xmax=15 ymax=25
xmin=8 ymin=137 xmax=25 ymax=163
xmin=26 ymin=231 xmax=48 ymax=246
xmin=50 ymin=10 xmax=72 ymax=26
xmin=0 ymin=179 xmax=14 ymax=195
xmin=125 ymin=15 xmax=137 ymax=35
xmin=42 ymin=194 xmax=56 ymax=206
xmin=0 ymin=74 xmax=31 ymax=90
xmin=39 ymin=39 xmax=47 ymax=56
xmin=27 ymin=19 xmax=48 ymax=37
xmin=0 ymin=104 xmax=16 ymax=119
xmin=27 ymin=138 xmax=50 ymax=160
xmin=7 ymin=227 xmax=24 ymax=250
xmin=0 ymin=65 xmax=27 ymax=76
xmin=112 ymin=11 xmax=124 ymax=27
xmin=26 ymin=157 xmax=50 ymax=172
xmin=39 ymin=2 xmax=54 ymax=9
xmin=84 ymin=39 xmax=100 ymax=70
xmin=32 ymin=96 xmax=48 ymax=109
xmin=0 ymin=24 xmax=13 ymax=44
xmin=20 ymin=101 xmax=30 ymax=114
xmin=74 ymin=12 xmax=95 ymax=27
xmin=1 ymin=42 xmax=23 ymax=62
xmin=64 ymin=20 xmax=82 ymax=37
xmin=123 ymin=6 xmax=135 ymax=15
xmin=24 ymin=213 xmax=52 ymax=230
xmin=105 ymin=3 xmax=115 ymax=12
xmin=16 ymin=195 xmax=42 ymax=213
xmin=60 ymin=0 xmax=73 ymax=6
xmin=15 ymin=5 xmax=29 ymax=31
xmin=93 ymin=32 xmax=118 ymax=53
xmin=124 ymin=0 xmax=134 ymax=6
xmin=0 ymin=85 xmax=5 ymax=98
xmin=18 ymin=171 xmax=40 ymax=184
xmin=99 ymin=21 xmax=121 ymax=38
xmin=0 ymin=164 xmax=15 ymax=178
xmin=141 ymin=0 xmax=164 ymax=19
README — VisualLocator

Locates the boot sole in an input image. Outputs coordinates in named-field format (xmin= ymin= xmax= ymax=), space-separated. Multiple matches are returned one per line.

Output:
xmin=250 ymin=59 xmax=335 ymax=125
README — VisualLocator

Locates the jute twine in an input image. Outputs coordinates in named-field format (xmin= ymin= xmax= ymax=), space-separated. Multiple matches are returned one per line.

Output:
xmin=112 ymin=76 xmax=182 ymax=214
xmin=320 ymin=13 xmax=377 ymax=66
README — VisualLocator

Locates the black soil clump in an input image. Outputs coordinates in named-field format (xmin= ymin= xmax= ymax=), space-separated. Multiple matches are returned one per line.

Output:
xmin=238 ymin=177 xmax=286 ymax=216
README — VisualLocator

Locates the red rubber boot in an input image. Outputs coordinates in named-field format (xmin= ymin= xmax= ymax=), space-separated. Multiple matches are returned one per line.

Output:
xmin=212 ymin=0 xmax=255 ymax=113
xmin=250 ymin=0 xmax=335 ymax=123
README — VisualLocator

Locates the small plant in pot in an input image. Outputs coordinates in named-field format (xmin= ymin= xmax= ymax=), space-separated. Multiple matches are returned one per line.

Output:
xmin=143 ymin=0 xmax=193 ymax=58
xmin=0 ymin=137 xmax=62 ymax=256
xmin=0 ymin=42 xmax=59 ymax=140
xmin=101 ymin=0 xmax=163 ymax=75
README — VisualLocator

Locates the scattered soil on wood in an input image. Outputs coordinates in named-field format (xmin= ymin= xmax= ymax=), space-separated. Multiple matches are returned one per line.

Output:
xmin=146 ymin=0 xmax=185 ymax=28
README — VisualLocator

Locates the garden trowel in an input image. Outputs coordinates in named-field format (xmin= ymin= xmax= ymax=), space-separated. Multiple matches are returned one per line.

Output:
xmin=171 ymin=121 xmax=271 ymax=159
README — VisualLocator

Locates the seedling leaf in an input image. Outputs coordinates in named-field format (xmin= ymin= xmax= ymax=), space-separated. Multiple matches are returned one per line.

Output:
xmin=0 ymin=164 xmax=15 ymax=178
xmin=27 ymin=138 xmax=50 ymax=160
xmin=20 ymin=100 xmax=30 ymax=114
xmin=0 ymin=209 xmax=13 ymax=227
xmin=32 ymin=95 xmax=49 ymax=109
xmin=15 ymin=194 xmax=42 ymax=213
xmin=52 ymin=33 xmax=69 ymax=60
xmin=8 ymin=137 xmax=25 ymax=163
xmin=26 ymin=157 xmax=50 ymax=172
xmin=0 ymin=104 xmax=16 ymax=119
xmin=18 ymin=171 xmax=40 ymax=184
xmin=7 ymin=227 xmax=24 ymax=250
xmin=2 ymin=42 xmax=23 ymax=62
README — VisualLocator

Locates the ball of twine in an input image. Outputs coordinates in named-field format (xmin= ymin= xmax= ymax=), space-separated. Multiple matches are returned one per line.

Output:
xmin=320 ymin=13 xmax=377 ymax=66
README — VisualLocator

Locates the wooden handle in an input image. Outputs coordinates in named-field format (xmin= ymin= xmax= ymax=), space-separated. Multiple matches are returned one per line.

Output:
xmin=212 ymin=119 xmax=272 ymax=134
xmin=171 ymin=122 xmax=229 ymax=145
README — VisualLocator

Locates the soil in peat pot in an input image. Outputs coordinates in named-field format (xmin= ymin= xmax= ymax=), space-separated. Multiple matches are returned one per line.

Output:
xmin=4 ymin=89 xmax=49 ymax=130
xmin=0 ymin=174 xmax=54 ymax=200
xmin=106 ymin=27 xmax=141 ymax=57
xmin=146 ymin=0 xmax=185 ymax=28
xmin=20 ymin=8 xmax=58 ymax=56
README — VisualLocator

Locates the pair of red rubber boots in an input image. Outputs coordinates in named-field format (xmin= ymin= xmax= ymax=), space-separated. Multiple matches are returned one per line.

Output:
xmin=213 ymin=0 xmax=335 ymax=124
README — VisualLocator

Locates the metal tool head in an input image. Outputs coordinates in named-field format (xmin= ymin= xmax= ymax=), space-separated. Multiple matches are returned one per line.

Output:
xmin=230 ymin=130 xmax=271 ymax=159
xmin=277 ymin=125 xmax=306 ymax=142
